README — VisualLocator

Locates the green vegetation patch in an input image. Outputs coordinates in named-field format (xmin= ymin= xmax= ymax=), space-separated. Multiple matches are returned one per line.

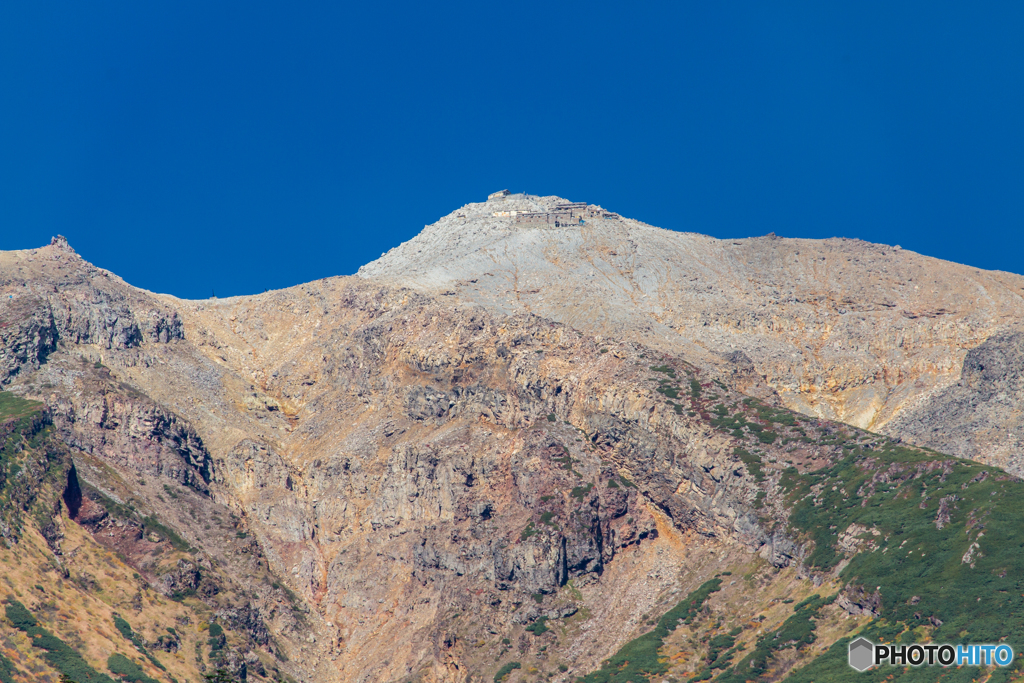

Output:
xmin=705 ymin=398 xmax=797 ymax=446
xmin=113 ymin=615 xmax=166 ymax=671
xmin=0 ymin=399 xmax=55 ymax=536
xmin=617 ymin=474 xmax=637 ymax=489
xmin=649 ymin=365 xmax=677 ymax=378
xmin=714 ymin=594 xmax=833 ymax=682
xmin=494 ymin=661 xmax=521 ymax=682
xmin=570 ymin=483 xmax=594 ymax=500
xmin=526 ymin=616 xmax=549 ymax=635
xmin=106 ymin=654 xmax=159 ymax=683
xmin=656 ymin=382 xmax=680 ymax=399
xmin=704 ymin=632 xmax=738 ymax=669
xmin=578 ymin=578 xmax=722 ymax=683
xmin=4 ymin=599 xmax=117 ymax=683
xmin=780 ymin=442 xmax=1024 ymax=680
xmin=751 ymin=402 xmax=798 ymax=427
xmin=0 ymin=651 xmax=14 ymax=683
xmin=113 ymin=615 xmax=135 ymax=641
xmin=141 ymin=515 xmax=192 ymax=552
xmin=710 ymin=412 xmax=748 ymax=432
xmin=733 ymin=448 xmax=764 ymax=483
xmin=552 ymin=451 xmax=583 ymax=478
xmin=0 ymin=392 xmax=42 ymax=420
xmin=689 ymin=378 xmax=702 ymax=398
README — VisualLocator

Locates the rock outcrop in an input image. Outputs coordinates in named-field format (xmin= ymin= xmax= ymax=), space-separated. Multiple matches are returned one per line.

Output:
xmin=887 ymin=328 xmax=1024 ymax=473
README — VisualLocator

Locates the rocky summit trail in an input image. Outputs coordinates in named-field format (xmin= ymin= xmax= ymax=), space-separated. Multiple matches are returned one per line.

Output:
xmin=0 ymin=196 xmax=1023 ymax=683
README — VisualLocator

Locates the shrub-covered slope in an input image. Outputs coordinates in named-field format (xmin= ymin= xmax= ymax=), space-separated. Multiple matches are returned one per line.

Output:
xmin=577 ymin=379 xmax=1024 ymax=682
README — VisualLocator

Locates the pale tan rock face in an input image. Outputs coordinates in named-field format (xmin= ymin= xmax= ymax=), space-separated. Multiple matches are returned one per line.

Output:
xmin=359 ymin=193 xmax=1024 ymax=471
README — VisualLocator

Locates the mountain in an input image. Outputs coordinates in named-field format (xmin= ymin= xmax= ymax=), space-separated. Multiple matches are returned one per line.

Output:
xmin=359 ymin=191 xmax=1024 ymax=475
xmin=0 ymin=198 xmax=1022 ymax=683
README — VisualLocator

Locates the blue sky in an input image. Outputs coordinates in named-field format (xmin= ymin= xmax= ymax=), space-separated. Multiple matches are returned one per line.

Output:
xmin=2 ymin=3 xmax=1022 ymax=299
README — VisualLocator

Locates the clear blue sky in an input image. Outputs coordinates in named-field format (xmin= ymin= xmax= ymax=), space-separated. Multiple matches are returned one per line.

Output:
xmin=2 ymin=3 xmax=1022 ymax=299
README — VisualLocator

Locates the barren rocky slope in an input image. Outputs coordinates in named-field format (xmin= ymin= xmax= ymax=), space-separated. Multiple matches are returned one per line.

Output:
xmin=4 ymin=239 xmax=792 ymax=681
xmin=360 ymin=192 xmax=1024 ymax=474
xmin=2 ymin=207 xmax=1024 ymax=683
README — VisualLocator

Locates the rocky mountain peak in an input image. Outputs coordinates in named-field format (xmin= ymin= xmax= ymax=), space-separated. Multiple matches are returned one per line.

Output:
xmin=49 ymin=234 xmax=74 ymax=253
xmin=360 ymin=192 xmax=1024 ymax=474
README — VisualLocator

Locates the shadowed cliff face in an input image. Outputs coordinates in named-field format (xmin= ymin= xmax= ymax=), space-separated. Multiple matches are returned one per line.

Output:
xmin=359 ymin=193 xmax=1024 ymax=472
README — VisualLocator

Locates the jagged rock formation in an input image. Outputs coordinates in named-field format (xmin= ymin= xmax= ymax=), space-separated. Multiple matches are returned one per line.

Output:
xmin=359 ymin=192 xmax=1024 ymax=473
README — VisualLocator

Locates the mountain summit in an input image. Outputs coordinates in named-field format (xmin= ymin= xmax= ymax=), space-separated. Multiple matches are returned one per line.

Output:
xmin=361 ymin=191 xmax=1024 ymax=475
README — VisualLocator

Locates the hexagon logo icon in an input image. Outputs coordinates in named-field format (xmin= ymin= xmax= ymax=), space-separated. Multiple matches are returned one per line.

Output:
xmin=848 ymin=637 xmax=874 ymax=671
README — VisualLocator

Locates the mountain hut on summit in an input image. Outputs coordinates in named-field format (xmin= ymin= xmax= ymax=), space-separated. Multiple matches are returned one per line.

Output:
xmin=487 ymin=194 xmax=619 ymax=226
xmin=512 ymin=202 xmax=620 ymax=226
xmin=486 ymin=190 xmax=620 ymax=225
